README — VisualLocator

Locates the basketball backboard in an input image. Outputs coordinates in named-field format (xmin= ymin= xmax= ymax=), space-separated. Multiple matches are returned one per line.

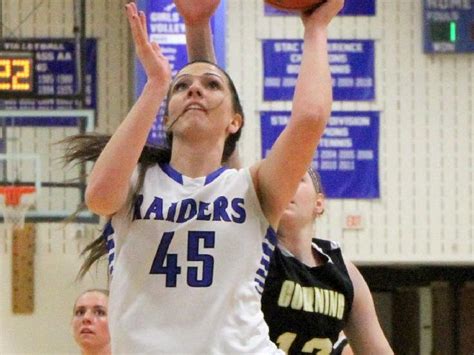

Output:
xmin=0 ymin=109 xmax=98 ymax=223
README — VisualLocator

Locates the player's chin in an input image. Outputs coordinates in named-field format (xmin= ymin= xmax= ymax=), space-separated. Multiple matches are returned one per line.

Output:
xmin=280 ymin=209 xmax=297 ymax=224
xmin=283 ymin=203 xmax=297 ymax=214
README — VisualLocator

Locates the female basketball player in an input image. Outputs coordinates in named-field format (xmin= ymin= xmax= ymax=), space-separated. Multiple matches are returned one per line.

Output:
xmin=261 ymin=169 xmax=393 ymax=354
xmin=66 ymin=0 xmax=344 ymax=352
xmin=72 ymin=289 xmax=111 ymax=355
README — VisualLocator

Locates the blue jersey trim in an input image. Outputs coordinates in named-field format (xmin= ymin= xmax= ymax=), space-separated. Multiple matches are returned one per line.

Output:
xmin=204 ymin=166 xmax=227 ymax=185
xmin=103 ymin=220 xmax=116 ymax=276
xmin=159 ymin=163 xmax=184 ymax=184
xmin=254 ymin=227 xmax=278 ymax=295
xmin=103 ymin=220 xmax=114 ymax=239
xmin=106 ymin=237 xmax=115 ymax=250
xmin=159 ymin=163 xmax=227 ymax=186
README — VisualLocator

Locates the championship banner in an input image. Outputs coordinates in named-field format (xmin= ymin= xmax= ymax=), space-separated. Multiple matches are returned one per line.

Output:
xmin=260 ymin=111 xmax=379 ymax=199
xmin=135 ymin=0 xmax=226 ymax=146
xmin=263 ymin=39 xmax=375 ymax=101
xmin=264 ymin=0 xmax=376 ymax=16
xmin=0 ymin=38 xmax=97 ymax=126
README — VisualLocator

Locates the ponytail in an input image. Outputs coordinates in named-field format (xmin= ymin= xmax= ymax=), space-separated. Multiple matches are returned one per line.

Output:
xmin=62 ymin=133 xmax=171 ymax=278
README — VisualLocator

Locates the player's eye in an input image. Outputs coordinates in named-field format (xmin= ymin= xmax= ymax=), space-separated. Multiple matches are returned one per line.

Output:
xmin=95 ymin=309 xmax=107 ymax=316
xmin=74 ymin=308 xmax=85 ymax=316
xmin=207 ymin=79 xmax=221 ymax=90
xmin=173 ymin=81 xmax=189 ymax=92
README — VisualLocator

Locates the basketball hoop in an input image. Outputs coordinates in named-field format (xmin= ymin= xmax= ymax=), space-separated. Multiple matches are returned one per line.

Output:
xmin=0 ymin=186 xmax=36 ymax=230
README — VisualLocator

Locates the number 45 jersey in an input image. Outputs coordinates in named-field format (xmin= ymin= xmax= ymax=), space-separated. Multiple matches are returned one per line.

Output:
xmin=108 ymin=163 xmax=282 ymax=354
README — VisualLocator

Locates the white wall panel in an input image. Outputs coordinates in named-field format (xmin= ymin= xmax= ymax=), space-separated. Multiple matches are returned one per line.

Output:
xmin=0 ymin=1 xmax=127 ymax=353
xmin=226 ymin=0 xmax=473 ymax=264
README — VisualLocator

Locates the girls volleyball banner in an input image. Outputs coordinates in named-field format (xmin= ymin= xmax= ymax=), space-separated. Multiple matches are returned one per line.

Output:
xmin=135 ymin=0 xmax=227 ymax=146
xmin=260 ymin=111 xmax=380 ymax=199
xmin=264 ymin=0 xmax=376 ymax=16
xmin=262 ymin=39 xmax=375 ymax=101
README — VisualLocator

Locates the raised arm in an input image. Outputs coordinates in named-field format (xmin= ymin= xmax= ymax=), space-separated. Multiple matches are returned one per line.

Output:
xmin=85 ymin=3 xmax=171 ymax=216
xmin=174 ymin=0 xmax=220 ymax=63
xmin=251 ymin=0 xmax=343 ymax=227
xmin=343 ymin=261 xmax=394 ymax=354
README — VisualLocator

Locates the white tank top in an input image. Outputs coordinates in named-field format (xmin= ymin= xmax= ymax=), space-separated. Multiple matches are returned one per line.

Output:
xmin=108 ymin=163 xmax=282 ymax=354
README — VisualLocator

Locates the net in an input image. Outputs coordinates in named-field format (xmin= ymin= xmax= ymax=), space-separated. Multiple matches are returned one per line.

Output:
xmin=0 ymin=186 xmax=36 ymax=230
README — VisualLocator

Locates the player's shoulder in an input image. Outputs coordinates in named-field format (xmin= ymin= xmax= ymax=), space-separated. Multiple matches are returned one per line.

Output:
xmin=312 ymin=237 xmax=342 ymax=252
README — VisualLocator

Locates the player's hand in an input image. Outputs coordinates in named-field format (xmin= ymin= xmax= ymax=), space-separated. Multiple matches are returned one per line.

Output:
xmin=125 ymin=2 xmax=171 ymax=87
xmin=174 ymin=0 xmax=220 ymax=26
xmin=301 ymin=0 xmax=344 ymax=28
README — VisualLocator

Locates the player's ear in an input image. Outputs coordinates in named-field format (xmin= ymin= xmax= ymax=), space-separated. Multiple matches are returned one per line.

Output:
xmin=227 ymin=113 xmax=242 ymax=134
xmin=314 ymin=193 xmax=325 ymax=217
xmin=163 ymin=115 xmax=170 ymax=129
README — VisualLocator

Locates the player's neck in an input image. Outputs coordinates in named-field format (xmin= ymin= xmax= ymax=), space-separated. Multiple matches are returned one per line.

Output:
xmin=82 ymin=344 xmax=111 ymax=355
xmin=170 ymin=141 xmax=223 ymax=177
xmin=278 ymin=224 xmax=318 ymax=267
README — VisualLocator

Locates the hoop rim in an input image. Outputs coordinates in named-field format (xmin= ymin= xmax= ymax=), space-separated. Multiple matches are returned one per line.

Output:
xmin=0 ymin=185 xmax=36 ymax=206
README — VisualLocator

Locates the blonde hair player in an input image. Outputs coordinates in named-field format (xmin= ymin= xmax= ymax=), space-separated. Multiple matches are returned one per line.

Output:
xmin=71 ymin=289 xmax=111 ymax=355
xmin=261 ymin=169 xmax=393 ymax=354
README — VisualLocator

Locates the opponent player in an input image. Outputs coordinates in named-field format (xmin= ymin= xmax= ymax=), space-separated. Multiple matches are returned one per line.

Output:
xmin=261 ymin=169 xmax=393 ymax=354
xmin=65 ymin=0 xmax=343 ymax=352
xmin=71 ymin=289 xmax=111 ymax=355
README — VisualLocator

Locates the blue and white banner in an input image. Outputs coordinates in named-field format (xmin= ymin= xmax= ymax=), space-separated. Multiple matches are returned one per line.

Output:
xmin=0 ymin=38 xmax=97 ymax=126
xmin=264 ymin=0 xmax=376 ymax=16
xmin=263 ymin=39 xmax=375 ymax=101
xmin=135 ymin=0 xmax=226 ymax=146
xmin=340 ymin=0 xmax=375 ymax=15
xmin=260 ymin=111 xmax=379 ymax=198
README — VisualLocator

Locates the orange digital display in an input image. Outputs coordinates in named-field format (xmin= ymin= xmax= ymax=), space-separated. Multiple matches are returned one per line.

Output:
xmin=0 ymin=52 xmax=34 ymax=95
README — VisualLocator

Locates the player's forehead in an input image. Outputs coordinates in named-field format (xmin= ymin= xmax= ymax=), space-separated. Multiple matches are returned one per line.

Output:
xmin=175 ymin=62 xmax=225 ymax=81
xmin=75 ymin=291 xmax=108 ymax=308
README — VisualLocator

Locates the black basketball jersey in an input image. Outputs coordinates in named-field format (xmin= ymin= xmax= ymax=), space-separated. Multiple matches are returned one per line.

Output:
xmin=261 ymin=238 xmax=354 ymax=354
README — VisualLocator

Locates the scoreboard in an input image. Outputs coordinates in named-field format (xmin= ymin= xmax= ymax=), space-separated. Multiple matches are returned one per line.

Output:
xmin=0 ymin=51 xmax=35 ymax=97
xmin=0 ymin=38 xmax=97 ymax=108
xmin=424 ymin=0 xmax=474 ymax=53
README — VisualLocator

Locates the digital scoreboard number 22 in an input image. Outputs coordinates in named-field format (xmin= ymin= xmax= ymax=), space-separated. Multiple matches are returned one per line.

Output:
xmin=0 ymin=51 xmax=34 ymax=97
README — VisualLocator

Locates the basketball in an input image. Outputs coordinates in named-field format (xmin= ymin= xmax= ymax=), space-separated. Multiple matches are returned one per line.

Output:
xmin=265 ymin=0 xmax=325 ymax=11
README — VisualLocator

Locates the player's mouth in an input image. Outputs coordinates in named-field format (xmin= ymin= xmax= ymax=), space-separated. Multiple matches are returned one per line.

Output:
xmin=184 ymin=102 xmax=207 ymax=113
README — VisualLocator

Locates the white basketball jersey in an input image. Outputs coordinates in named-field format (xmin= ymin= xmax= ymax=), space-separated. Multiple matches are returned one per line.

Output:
xmin=108 ymin=163 xmax=282 ymax=354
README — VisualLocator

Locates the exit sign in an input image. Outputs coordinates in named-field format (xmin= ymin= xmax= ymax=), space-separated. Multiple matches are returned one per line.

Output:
xmin=343 ymin=212 xmax=364 ymax=230
xmin=423 ymin=0 xmax=474 ymax=53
